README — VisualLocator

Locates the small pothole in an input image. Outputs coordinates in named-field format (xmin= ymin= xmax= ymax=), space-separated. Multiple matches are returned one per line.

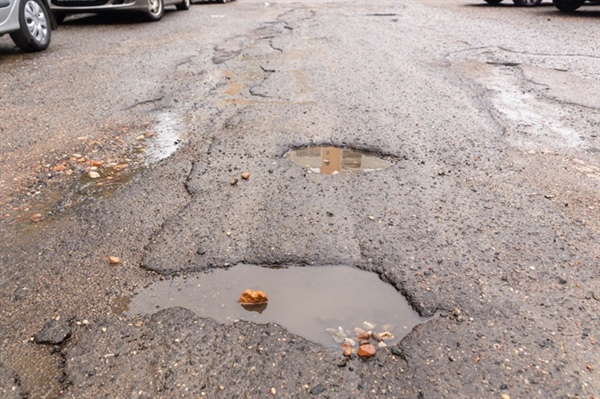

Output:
xmin=128 ymin=264 xmax=425 ymax=348
xmin=286 ymin=146 xmax=392 ymax=175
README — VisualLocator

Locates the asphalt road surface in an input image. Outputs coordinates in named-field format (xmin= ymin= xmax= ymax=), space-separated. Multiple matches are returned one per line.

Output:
xmin=1 ymin=0 xmax=599 ymax=398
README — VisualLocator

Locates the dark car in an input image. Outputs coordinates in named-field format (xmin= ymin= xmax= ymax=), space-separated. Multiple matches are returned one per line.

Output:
xmin=0 ymin=0 xmax=56 ymax=51
xmin=483 ymin=0 xmax=543 ymax=5
xmin=552 ymin=0 xmax=586 ymax=10
xmin=50 ymin=0 xmax=189 ymax=23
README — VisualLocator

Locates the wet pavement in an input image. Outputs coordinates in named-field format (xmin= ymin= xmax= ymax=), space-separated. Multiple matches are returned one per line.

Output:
xmin=1 ymin=0 xmax=599 ymax=398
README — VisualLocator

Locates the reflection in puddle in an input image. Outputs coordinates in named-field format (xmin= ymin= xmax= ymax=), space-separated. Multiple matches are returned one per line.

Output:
xmin=129 ymin=264 xmax=425 ymax=348
xmin=146 ymin=112 xmax=184 ymax=163
xmin=287 ymin=146 xmax=391 ymax=175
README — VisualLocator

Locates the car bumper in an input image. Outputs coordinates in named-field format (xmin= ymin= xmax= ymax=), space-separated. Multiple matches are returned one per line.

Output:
xmin=50 ymin=0 xmax=146 ymax=12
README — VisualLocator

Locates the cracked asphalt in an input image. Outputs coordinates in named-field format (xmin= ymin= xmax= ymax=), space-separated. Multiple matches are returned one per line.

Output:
xmin=1 ymin=0 xmax=599 ymax=397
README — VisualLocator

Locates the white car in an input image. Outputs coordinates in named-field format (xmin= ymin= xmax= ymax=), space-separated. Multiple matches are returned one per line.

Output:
xmin=50 ymin=0 xmax=190 ymax=23
xmin=0 ymin=0 xmax=55 ymax=51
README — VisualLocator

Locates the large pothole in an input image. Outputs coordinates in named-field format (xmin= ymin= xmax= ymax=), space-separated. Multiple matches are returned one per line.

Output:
xmin=286 ymin=146 xmax=392 ymax=175
xmin=128 ymin=264 xmax=425 ymax=348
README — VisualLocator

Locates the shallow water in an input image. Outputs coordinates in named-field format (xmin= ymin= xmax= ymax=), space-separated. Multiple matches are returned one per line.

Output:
xmin=287 ymin=146 xmax=391 ymax=175
xmin=128 ymin=264 xmax=425 ymax=348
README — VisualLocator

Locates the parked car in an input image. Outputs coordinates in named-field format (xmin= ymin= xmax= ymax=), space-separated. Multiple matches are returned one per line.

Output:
xmin=483 ymin=0 xmax=542 ymax=5
xmin=50 ymin=0 xmax=190 ymax=23
xmin=0 ymin=0 xmax=55 ymax=51
xmin=552 ymin=0 xmax=585 ymax=10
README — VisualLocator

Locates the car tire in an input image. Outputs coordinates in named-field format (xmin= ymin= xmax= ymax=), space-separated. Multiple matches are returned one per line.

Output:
xmin=9 ymin=0 xmax=51 ymax=52
xmin=484 ymin=0 xmax=503 ymax=4
xmin=145 ymin=0 xmax=164 ymax=21
xmin=512 ymin=0 xmax=542 ymax=6
xmin=552 ymin=0 xmax=585 ymax=11
xmin=176 ymin=0 xmax=189 ymax=10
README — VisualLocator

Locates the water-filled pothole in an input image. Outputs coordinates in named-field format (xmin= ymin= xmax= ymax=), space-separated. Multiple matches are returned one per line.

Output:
xmin=129 ymin=264 xmax=425 ymax=348
xmin=286 ymin=146 xmax=391 ymax=175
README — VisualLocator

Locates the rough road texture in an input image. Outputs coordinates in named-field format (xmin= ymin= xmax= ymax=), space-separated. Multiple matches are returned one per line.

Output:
xmin=0 ymin=0 xmax=598 ymax=398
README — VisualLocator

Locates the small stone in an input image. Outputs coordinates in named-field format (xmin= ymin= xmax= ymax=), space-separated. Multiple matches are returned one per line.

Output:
xmin=587 ymin=364 xmax=595 ymax=372
xmin=90 ymin=160 xmax=104 ymax=167
xmin=358 ymin=344 xmax=376 ymax=358
xmin=356 ymin=331 xmax=371 ymax=341
xmin=378 ymin=331 xmax=395 ymax=340
xmin=34 ymin=320 xmax=72 ymax=345
xmin=377 ymin=341 xmax=387 ymax=348
xmin=371 ymin=332 xmax=383 ymax=342
xmin=230 ymin=178 xmax=239 ymax=186
xmin=332 ymin=326 xmax=347 ymax=344
xmin=363 ymin=321 xmax=376 ymax=330
xmin=309 ymin=384 xmax=325 ymax=395
xmin=270 ymin=387 xmax=276 ymax=394
xmin=238 ymin=289 xmax=268 ymax=305
xmin=390 ymin=346 xmax=402 ymax=357
xmin=136 ymin=135 xmax=145 ymax=141
xmin=354 ymin=327 xmax=365 ymax=336
xmin=134 ymin=321 xmax=143 ymax=328
xmin=226 ymin=231 xmax=232 ymax=237
xmin=501 ymin=394 xmax=511 ymax=399
xmin=341 ymin=342 xmax=354 ymax=357
xmin=241 ymin=172 xmax=250 ymax=180
xmin=52 ymin=164 xmax=66 ymax=172
xmin=108 ymin=256 xmax=121 ymax=264
xmin=88 ymin=171 xmax=100 ymax=179
xmin=343 ymin=338 xmax=356 ymax=347
xmin=30 ymin=214 xmax=44 ymax=222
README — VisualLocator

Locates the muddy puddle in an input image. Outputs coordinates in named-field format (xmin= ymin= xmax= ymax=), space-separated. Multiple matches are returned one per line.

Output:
xmin=287 ymin=146 xmax=391 ymax=174
xmin=129 ymin=264 xmax=425 ymax=348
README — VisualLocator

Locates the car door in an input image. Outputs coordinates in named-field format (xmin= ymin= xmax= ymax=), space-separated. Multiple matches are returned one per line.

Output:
xmin=0 ymin=0 xmax=15 ymax=29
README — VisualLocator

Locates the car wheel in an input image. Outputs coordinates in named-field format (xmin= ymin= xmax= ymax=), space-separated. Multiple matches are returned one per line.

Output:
xmin=9 ymin=0 xmax=51 ymax=52
xmin=512 ymin=0 xmax=542 ymax=6
xmin=552 ymin=0 xmax=585 ymax=11
xmin=484 ymin=0 xmax=503 ymax=4
xmin=176 ymin=0 xmax=189 ymax=10
xmin=145 ymin=0 xmax=164 ymax=21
